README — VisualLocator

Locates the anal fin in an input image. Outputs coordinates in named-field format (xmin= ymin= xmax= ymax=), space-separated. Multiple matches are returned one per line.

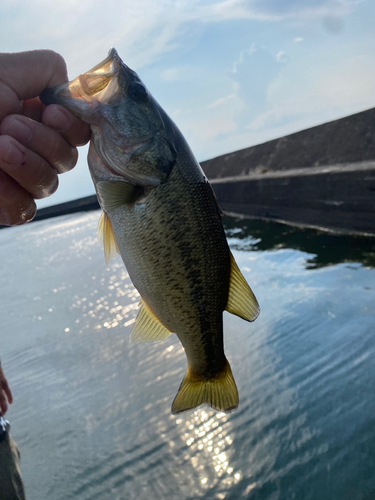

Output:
xmin=130 ymin=301 xmax=172 ymax=343
xmin=225 ymin=250 xmax=260 ymax=322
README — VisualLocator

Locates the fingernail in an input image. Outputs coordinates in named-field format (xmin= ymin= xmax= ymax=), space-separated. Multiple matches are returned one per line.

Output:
xmin=2 ymin=142 xmax=25 ymax=165
xmin=19 ymin=204 xmax=37 ymax=223
xmin=49 ymin=107 xmax=73 ymax=132
xmin=4 ymin=118 xmax=33 ymax=145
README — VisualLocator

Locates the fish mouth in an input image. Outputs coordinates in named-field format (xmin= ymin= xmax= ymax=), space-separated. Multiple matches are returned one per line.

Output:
xmin=40 ymin=48 xmax=124 ymax=119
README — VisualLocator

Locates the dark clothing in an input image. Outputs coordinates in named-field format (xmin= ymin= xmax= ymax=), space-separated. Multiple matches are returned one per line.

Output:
xmin=0 ymin=416 xmax=25 ymax=500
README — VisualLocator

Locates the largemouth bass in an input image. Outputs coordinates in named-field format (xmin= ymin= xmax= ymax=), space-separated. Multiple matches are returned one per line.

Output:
xmin=41 ymin=48 xmax=259 ymax=414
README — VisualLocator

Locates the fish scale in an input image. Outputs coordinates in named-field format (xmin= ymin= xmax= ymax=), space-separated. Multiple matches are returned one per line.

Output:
xmin=110 ymin=163 xmax=230 ymax=378
xmin=40 ymin=48 xmax=260 ymax=414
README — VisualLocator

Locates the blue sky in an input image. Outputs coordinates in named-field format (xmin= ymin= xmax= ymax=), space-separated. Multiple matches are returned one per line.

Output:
xmin=1 ymin=0 xmax=375 ymax=207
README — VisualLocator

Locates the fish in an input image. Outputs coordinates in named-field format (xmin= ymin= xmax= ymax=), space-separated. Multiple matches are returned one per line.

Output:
xmin=40 ymin=48 xmax=260 ymax=414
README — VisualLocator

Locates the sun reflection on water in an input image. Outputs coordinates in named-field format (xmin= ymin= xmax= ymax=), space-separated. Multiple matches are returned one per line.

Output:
xmin=69 ymin=259 xmax=141 ymax=333
xmin=174 ymin=408 xmax=242 ymax=490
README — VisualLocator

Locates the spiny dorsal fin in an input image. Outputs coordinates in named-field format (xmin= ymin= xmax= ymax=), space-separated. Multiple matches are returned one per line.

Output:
xmin=97 ymin=180 xmax=142 ymax=213
xmin=130 ymin=301 xmax=172 ymax=343
xmin=171 ymin=358 xmax=238 ymax=414
xmin=97 ymin=212 xmax=119 ymax=265
xmin=225 ymin=250 xmax=260 ymax=322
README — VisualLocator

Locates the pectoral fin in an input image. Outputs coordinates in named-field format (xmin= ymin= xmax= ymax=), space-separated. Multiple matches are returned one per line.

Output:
xmin=225 ymin=251 xmax=260 ymax=322
xmin=97 ymin=212 xmax=119 ymax=265
xmin=130 ymin=301 xmax=172 ymax=343
xmin=96 ymin=180 xmax=143 ymax=213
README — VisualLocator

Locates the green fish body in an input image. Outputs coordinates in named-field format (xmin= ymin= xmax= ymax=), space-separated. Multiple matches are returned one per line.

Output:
xmin=41 ymin=49 xmax=259 ymax=413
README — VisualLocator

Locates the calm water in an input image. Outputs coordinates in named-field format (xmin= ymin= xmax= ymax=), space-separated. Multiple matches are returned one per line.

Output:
xmin=0 ymin=211 xmax=374 ymax=500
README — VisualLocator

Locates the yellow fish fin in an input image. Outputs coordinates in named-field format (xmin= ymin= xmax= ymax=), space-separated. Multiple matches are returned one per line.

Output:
xmin=97 ymin=212 xmax=119 ymax=265
xmin=171 ymin=358 xmax=238 ymax=414
xmin=96 ymin=180 xmax=142 ymax=213
xmin=130 ymin=301 xmax=172 ymax=343
xmin=225 ymin=250 xmax=260 ymax=322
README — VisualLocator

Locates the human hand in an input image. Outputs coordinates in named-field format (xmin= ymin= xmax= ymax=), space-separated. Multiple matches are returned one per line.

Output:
xmin=0 ymin=362 xmax=12 ymax=415
xmin=0 ymin=50 xmax=91 ymax=226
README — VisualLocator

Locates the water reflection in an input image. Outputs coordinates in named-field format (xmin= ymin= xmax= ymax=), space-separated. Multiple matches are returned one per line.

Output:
xmin=173 ymin=409 xmax=243 ymax=493
xmin=223 ymin=216 xmax=375 ymax=269
xmin=1 ymin=211 xmax=375 ymax=499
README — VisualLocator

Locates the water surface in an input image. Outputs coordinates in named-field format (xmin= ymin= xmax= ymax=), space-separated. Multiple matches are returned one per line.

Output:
xmin=0 ymin=212 xmax=374 ymax=500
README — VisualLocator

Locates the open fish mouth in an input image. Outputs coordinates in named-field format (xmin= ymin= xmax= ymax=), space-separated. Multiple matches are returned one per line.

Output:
xmin=40 ymin=48 xmax=124 ymax=117
xmin=66 ymin=48 xmax=122 ymax=104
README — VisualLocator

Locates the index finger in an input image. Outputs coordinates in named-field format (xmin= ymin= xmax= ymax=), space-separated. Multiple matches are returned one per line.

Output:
xmin=0 ymin=50 xmax=68 ymax=100
xmin=0 ymin=50 xmax=68 ymax=122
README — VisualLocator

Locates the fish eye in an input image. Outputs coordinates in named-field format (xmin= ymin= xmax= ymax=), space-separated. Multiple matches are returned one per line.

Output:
xmin=127 ymin=82 xmax=148 ymax=103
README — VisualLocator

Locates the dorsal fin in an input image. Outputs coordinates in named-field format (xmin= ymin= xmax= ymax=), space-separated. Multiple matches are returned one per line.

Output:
xmin=130 ymin=301 xmax=172 ymax=343
xmin=97 ymin=212 xmax=120 ymax=265
xmin=225 ymin=251 xmax=260 ymax=322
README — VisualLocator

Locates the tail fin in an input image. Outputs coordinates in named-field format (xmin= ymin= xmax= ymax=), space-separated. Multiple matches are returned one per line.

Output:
xmin=171 ymin=359 xmax=239 ymax=414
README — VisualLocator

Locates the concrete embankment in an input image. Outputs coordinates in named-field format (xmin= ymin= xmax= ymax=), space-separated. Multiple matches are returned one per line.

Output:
xmin=203 ymin=107 xmax=375 ymax=236
xmin=1 ymin=107 xmax=374 ymax=235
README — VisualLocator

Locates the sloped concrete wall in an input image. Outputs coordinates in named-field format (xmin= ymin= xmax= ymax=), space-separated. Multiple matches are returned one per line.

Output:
xmin=205 ymin=108 xmax=375 ymax=235
xmin=202 ymin=108 xmax=375 ymax=179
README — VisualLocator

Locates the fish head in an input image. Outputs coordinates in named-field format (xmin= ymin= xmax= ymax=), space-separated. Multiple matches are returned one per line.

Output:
xmin=41 ymin=48 xmax=177 ymax=186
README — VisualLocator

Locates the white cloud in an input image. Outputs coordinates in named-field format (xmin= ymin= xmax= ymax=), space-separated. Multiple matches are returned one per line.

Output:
xmin=208 ymin=94 xmax=236 ymax=108
xmin=245 ymin=49 xmax=375 ymax=135
xmin=246 ymin=0 xmax=357 ymax=20
xmin=0 ymin=0 xmax=362 ymax=78
xmin=227 ymin=45 xmax=288 ymax=130
xmin=294 ymin=37 xmax=304 ymax=42
xmin=276 ymin=51 xmax=289 ymax=62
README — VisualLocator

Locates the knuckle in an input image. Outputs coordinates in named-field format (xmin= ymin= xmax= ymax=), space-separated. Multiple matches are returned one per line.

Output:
xmin=41 ymin=128 xmax=78 ymax=174
xmin=58 ymin=147 xmax=78 ymax=173
xmin=44 ymin=130 xmax=61 ymax=161
xmin=0 ymin=114 xmax=16 ymax=134
xmin=33 ymin=161 xmax=59 ymax=199
xmin=51 ymin=145 xmax=78 ymax=174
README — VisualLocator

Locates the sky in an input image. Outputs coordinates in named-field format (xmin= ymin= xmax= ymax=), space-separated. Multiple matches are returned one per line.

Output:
xmin=1 ymin=0 xmax=375 ymax=207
